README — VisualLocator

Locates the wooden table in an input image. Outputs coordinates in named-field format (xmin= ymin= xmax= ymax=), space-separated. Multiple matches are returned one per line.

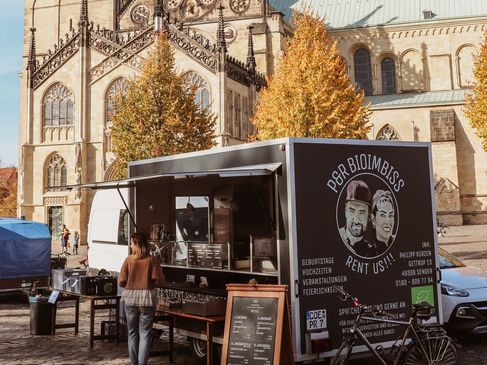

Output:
xmin=53 ymin=293 xmax=80 ymax=335
xmin=85 ymin=294 xmax=121 ymax=349
xmin=156 ymin=306 xmax=225 ymax=365
xmin=55 ymin=291 xmax=121 ymax=349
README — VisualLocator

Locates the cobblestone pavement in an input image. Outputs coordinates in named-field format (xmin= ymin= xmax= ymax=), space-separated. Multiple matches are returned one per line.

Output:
xmin=438 ymin=224 xmax=487 ymax=271
xmin=1 ymin=227 xmax=487 ymax=365
xmin=0 ymin=244 xmax=200 ymax=365
xmin=0 ymin=293 xmax=202 ymax=365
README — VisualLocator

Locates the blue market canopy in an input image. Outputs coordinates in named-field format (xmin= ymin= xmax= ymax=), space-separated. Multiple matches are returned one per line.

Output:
xmin=0 ymin=218 xmax=51 ymax=280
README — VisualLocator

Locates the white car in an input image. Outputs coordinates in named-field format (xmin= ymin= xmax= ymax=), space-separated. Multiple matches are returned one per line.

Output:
xmin=440 ymin=247 xmax=487 ymax=334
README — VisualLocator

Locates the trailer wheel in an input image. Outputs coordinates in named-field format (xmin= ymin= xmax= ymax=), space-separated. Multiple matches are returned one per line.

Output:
xmin=190 ymin=338 xmax=207 ymax=358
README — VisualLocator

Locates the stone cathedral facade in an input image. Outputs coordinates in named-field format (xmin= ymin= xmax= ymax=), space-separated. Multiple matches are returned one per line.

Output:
xmin=19 ymin=0 xmax=487 ymax=244
xmin=314 ymin=1 xmax=487 ymax=227
xmin=19 ymin=0 xmax=290 ymax=242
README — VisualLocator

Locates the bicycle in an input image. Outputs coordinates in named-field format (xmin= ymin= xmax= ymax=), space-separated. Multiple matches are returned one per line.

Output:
xmin=330 ymin=287 xmax=459 ymax=365
xmin=437 ymin=222 xmax=450 ymax=237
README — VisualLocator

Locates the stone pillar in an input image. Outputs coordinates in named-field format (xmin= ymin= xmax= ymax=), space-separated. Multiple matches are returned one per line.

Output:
xmin=430 ymin=109 xmax=463 ymax=225
xmin=217 ymin=4 xmax=228 ymax=145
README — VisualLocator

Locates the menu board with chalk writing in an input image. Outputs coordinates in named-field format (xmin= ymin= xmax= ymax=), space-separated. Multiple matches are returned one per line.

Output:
xmin=221 ymin=284 xmax=293 ymax=365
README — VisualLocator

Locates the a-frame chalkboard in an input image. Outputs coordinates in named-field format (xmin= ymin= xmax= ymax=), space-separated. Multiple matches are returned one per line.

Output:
xmin=221 ymin=284 xmax=293 ymax=365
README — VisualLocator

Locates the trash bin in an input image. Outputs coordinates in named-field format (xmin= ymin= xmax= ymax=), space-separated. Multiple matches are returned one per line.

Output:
xmin=29 ymin=296 xmax=54 ymax=335
xmin=51 ymin=254 xmax=67 ymax=269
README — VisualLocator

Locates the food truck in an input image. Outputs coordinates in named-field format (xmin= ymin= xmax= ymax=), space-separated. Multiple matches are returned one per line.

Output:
xmin=83 ymin=138 xmax=440 ymax=362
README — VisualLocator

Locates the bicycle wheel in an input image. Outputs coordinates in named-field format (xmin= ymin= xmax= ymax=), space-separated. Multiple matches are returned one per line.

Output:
xmin=401 ymin=337 xmax=459 ymax=365
xmin=331 ymin=339 xmax=353 ymax=365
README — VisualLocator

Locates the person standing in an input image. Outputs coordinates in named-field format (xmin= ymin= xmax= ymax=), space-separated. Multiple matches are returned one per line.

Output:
xmin=73 ymin=231 xmax=80 ymax=255
xmin=61 ymin=224 xmax=70 ymax=255
xmin=118 ymin=233 xmax=165 ymax=365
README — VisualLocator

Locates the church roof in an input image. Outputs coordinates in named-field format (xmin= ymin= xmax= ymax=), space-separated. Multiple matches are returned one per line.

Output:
xmin=292 ymin=0 xmax=487 ymax=29
xmin=367 ymin=89 xmax=471 ymax=110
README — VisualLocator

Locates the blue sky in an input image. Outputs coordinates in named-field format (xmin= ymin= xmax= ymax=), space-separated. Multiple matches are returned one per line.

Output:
xmin=0 ymin=1 xmax=23 ymax=167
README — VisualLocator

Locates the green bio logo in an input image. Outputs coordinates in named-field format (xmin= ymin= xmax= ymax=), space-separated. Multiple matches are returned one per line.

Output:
xmin=104 ymin=282 xmax=113 ymax=294
xmin=411 ymin=285 xmax=435 ymax=305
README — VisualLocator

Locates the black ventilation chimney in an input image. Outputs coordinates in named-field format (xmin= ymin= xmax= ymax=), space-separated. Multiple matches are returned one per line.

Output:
xmin=423 ymin=10 xmax=433 ymax=20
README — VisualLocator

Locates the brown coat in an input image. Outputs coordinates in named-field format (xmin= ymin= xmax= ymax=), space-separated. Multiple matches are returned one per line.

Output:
xmin=118 ymin=254 xmax=165 ymax=290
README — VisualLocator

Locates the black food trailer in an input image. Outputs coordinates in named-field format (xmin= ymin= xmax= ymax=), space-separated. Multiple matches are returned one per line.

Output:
xmin=85 ymin=138 xmax=440 ymax=363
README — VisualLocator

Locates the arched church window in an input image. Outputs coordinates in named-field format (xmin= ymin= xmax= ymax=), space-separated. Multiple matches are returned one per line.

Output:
xmin=105 ymin=77 xmax=128 ymax=127
xmin=43 ymin=83 xmax=74 ymax=127
xmin=400 ymin=49 xmax=424 ymax=92
xmin=376 ymin=124 xmax=400 ymax=140
xmin=381 ymin=57 xmax=396 ymax=94
xmin=182 ymin=71 xmax=211 ymax=112
xmin=46 ymin=154 xmax=67 ymax=192
xmin=457 ymin=45 xmax=476 ymax=88
xmin=354 ymin=48 xmax=373 ymax=95
xmin=104 ymin=78 xmax=127 ymax=171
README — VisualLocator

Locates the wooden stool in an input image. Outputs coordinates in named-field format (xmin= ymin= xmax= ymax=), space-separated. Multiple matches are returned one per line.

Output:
xmin=151 ymin=314 xmax=174 ymax=363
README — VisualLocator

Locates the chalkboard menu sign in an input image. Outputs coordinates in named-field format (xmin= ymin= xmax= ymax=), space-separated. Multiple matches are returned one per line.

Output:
xmin=221 ymin=284 xmax=293 ymax=365
xmin=188 ymin=243 xmax=229 ymax=269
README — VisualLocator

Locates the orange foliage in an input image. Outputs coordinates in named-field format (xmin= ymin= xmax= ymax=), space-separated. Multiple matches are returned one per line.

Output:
xmin=251 ymin=12 xmax=370 ymax=140
xmin=0 ymin=167 xmax=18 ymax=217
xmin=465 ymin=31 xmax=487 ymax=151
xmin=111 ymin=33 xmax=216 ymax=178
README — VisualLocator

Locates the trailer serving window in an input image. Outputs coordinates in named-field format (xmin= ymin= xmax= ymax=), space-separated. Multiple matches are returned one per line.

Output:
xmin=66 ymin=163 xmax=281 ymax=275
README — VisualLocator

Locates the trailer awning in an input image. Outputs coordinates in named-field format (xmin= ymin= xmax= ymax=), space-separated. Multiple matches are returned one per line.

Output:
xmin=64 ymin=162 xmax=282 ymax=191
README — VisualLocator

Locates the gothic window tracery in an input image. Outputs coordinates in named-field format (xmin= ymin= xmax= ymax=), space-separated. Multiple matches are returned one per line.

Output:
xmin=381 ymin=57 xmax=396 ymax=94
xmin=43 ymin=83 xmax=74 ymax=127
xmin=377 ymin=124 xmax=400 ymax=140
xmin=230 ymin=0 xmax=251 ymax=14
xmin=182 ymin=71 xmax=211 ymax=112
xmin=105 ymin=77 xmax=128 ymax=127
xmin=131 ymin=4 xmax=150 ymax=25
xmin=234 ymin=93 xmax=241 ymax=139
xmin=159 ymin=0 xmax=217 ymax=22
xmin=242 ymin=96 xmax=249 ymax=139
xmin=104 ymin=78 xmax=128 ymax=169
xmin=46 ymin=154 xmax=67 ymax=192
xmin=353 ymin=48 xmax=373 ymax=95
xmin=167 ymin=0 xmax=184 ymax=11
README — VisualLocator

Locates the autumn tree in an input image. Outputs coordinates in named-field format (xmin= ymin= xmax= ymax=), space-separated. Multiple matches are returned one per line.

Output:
xmin=465 ymin=31 xmax=487 ymax=151
xmin=111 ymin=33 xmax=216 ymax=178
xmin=0 ymin=180 xmax=17 ymax=217
xmin=0 ymin=167 xmax=18 ymax=217
xmin=251 ymin=12 xmax=369 ymax=140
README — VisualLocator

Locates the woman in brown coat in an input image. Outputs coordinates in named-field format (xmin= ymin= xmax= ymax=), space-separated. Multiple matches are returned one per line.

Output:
xmin=119 ymin=232 xmax=165 ymax=365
